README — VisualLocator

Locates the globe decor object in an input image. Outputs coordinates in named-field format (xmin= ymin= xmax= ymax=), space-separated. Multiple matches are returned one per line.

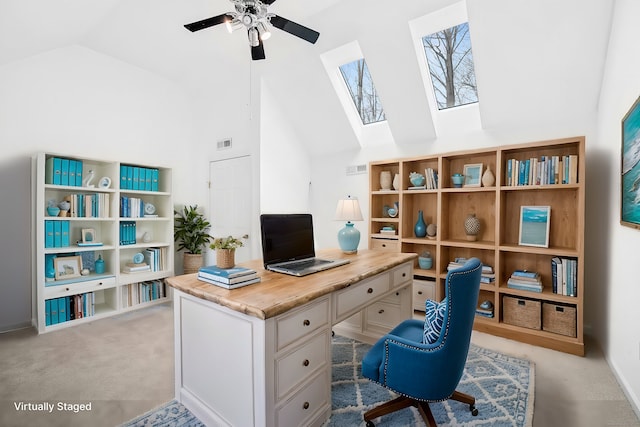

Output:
xmin=464 ymin=213 xmax=481 ymax=241
xmin=409 ymin=172 xmax=426 ymax=187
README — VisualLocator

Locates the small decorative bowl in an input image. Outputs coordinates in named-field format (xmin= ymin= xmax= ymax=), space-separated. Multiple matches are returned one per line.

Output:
xmin=418 ymin=257 xmax=433 ymax=269
xmin=47 ymin=206 xmax=60 ymax=216
xmin=410 ymin=174 xmax=426 ymax=187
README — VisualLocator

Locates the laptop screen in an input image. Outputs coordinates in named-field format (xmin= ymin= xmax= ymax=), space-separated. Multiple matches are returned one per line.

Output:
xmin=260 ymin=214 xmax=316 ymax=267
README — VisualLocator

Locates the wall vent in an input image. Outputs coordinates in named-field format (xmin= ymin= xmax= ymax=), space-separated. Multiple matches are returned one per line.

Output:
xmin=217 ymin=138 xmax=232 ymax=150
xmin=346 ymin=164 xmax=367 ymax=175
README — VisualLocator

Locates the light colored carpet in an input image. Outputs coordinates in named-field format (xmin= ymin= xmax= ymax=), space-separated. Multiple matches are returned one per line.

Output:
xmin=122 ymin=335 xmax=534 ymax=427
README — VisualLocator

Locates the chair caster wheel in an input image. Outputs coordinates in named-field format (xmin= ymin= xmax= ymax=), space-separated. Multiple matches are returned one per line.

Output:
xmin=366 ymin=421 xmax=375 ymax=427
xmin=470 ymin=404 xmax=478 ymax=416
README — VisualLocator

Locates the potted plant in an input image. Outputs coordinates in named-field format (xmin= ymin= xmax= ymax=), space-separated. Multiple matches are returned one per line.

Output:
xmin=210 ymin=235 xmax=248 ymax=269
xmin=174 ymin=205 xmax=212 ymax=274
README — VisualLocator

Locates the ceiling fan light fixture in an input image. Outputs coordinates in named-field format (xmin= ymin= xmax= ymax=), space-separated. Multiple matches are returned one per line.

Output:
xmin=225 ymin=18 xmax=242 ymax=34
xmin=257 ymin=22 xmax=271 ymax=40
xmin=248 ymin=27 xmax=260 ymax=47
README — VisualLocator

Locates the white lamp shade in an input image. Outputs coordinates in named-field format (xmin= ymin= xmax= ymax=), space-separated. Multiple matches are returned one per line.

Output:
xmin=335 ymin=196 xmax=363 ymax=221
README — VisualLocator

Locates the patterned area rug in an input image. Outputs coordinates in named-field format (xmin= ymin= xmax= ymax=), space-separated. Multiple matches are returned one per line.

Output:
xmin=121 ymin=336 xmax=534 ymax=427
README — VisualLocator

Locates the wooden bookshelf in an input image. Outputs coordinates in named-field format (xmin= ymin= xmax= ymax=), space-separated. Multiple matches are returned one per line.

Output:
xmin=369 ymin=136 xmax=585 ymax=355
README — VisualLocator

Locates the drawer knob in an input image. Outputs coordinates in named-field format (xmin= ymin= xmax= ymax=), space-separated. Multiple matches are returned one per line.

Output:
xmin=418 ymin=291 xmax=423 ymax=295
xmin=303 ymin=319 xmax=310 ymax=326
xmin=367 ymin=288 xmax=373 ymax=294
xmin=98 ymin=282 xmax=103 ymax=286
xmin=382 ymin=244 xmax=387 ymax=248
xmin=303 ymin=402 xmax=310 ymax=410
xmin=378 ymin=309 xmax=384 ymax=314
xmin=402 ymin=272 xmax=406 ymax=277
xmin=65 ymin=287 xmax=70 ymax=291
xmin=303 ymin=359 xmax=310 ymax=367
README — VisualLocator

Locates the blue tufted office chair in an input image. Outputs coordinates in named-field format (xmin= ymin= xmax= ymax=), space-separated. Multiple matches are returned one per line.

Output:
xmin=361 ymin=257 xmax=483 ymax=426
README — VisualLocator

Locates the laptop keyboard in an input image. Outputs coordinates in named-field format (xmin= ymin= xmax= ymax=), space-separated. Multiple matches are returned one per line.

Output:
xmin=286 ymin=259 xmax=331 ymax=270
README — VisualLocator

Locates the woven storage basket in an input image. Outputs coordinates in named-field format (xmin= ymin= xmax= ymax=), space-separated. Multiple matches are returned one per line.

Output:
xmin=216 ymin=249 xmax=236 ymax=269
xmin=542 ymin=302 xmax=577 ymax=337
xmin=502 ymin=295 xmax=541 ymax=330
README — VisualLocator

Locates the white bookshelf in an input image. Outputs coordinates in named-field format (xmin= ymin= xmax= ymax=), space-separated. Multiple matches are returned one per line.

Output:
xmin=32 ymin=152 xmax=174 ymax=333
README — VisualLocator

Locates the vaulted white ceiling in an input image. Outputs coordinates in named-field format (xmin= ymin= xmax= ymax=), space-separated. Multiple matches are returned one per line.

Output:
xmin=0 ymin=0 xmax=614 ymax=155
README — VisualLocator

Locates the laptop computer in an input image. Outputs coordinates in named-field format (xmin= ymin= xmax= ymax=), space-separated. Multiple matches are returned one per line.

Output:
xmin=260 ymin=213 xmax=350 ymax=276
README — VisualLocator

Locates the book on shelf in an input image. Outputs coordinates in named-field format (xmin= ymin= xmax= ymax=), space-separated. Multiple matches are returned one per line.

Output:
xmin=511 ymin=269 xmax=539 ymax=279
xmin=475 ymin=309 xmax=494 ymax=318
xmin=197 ymin=274 xmax=261 ymax=289
xmin=551 ymin=256 xmax=577 ymax=296
xmin=122 ymin=263 xmax=151 ymax=273
xmin=448 ymin=258 xmax=493 ymax=273
xmin=198 ymin=264 xmax=256 ymax=279
xmin=507 ymin=277 xmax=543 ymax=292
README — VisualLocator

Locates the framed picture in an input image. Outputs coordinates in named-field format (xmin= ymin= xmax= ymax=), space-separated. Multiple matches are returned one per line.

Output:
xmin=621 ymin=95 xmax=640 ymax=229
xmin=518 ymin=206 xmax=551 ymax=247
xmin=54 ymin=255 xmax=82 ymax=280
xmin=81 ymin=228 xmax=96 ymax=243
xmin=463 ymin=163 xmax=483 ymax=187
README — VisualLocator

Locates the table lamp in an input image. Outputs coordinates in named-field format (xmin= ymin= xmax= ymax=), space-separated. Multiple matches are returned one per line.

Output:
xmin=335 ymin=195 xmax=364 ymax=254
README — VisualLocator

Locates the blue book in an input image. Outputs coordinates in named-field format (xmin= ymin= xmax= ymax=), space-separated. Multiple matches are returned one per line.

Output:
xmin=152 ymin=169 xmax=159 ymax=191
xmin=199 ymin=265 xmax=255 ymax=279
xmin=45 ymin=300 xmax=51 ymax=326
xmin=144 ymin=168 xmax=152 ymax=191
xmin=60 ymin=158 xmax=70 ymax=186
xmin=53 ymin=221 xmax=62 ymax=247
xmin=49 ymin=300 xmax=59 ymax=325
xmin=68 ymin=160 xmax=76 ymax=187
xmin=75 ymin=160 xmax=83 ymax=186
xmin=132 ymin=167 xmax=140 ymax=190
xmin=512 ymin=270 xmax=539 ymax=279
xmin=46 ymin=157 xmax=63 ymax=185
xmin=61 ymin=221 xmax=70 ymax=247
xmin=57 ymin=298 xmax=67 ymax=323
xmin=120 ymin=165 xmax=128 ymax=190
xmin=45 ymin=221 xmax=54 ymax=248
xmin=126 ymin=166 xmax=134 ymax=190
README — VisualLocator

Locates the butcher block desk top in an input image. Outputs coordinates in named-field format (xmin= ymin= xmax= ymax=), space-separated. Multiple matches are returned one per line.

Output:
xmin=166 ymin=248 xmax=417 ymax=320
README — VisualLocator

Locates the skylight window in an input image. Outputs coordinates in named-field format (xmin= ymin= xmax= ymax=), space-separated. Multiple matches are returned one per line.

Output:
xmin=422 ymin=22 xmax=478 ymax=110
xmin=339 ymin=59 xmax=386 ymax=125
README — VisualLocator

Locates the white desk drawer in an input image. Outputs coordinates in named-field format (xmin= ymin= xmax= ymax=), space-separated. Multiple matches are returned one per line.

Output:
xmin=413 ymin=279 xmax=436 ymax=311
xmin=276 ymin=297 xmax=330 ymax=351
xmin=334 ymin=273 xmax=390 ymax=320
xmin=276 ymin=332 xmax=328 ymax=399
xmin=276 ymin=372 xmax=328 ymax=427
xmin=366 ymin=296 xmax=405 ymax=330
xmin=391 ymin=264 xmax=412 ymax=288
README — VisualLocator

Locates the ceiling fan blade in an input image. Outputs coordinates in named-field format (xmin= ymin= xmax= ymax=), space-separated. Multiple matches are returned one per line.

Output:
xmin=270 ymin=15 xmax=320 ymax=44
xmin=184 ymin=14 xmax=231 ymax=32
xmin=251 ymin=41 xmax=266 ymax=60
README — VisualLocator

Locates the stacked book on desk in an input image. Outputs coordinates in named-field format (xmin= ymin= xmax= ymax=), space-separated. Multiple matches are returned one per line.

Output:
xmin=197 ymin=265 xmax=261 ymax=289
xmin=507 ymin=270 xmax=543 ymax=293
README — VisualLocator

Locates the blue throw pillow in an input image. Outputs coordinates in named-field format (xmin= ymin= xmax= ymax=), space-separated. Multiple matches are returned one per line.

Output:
xmin=423 ymin=298 xmax=447 ymax=344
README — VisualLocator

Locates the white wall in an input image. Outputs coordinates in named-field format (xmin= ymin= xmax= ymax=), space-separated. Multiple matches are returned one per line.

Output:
xmin=593 ymin=0 xmax=640 ymax=414
xmin=0 ymin=45 xmax=195 ymax=330
xmin=259 ymin=81 xmax=312 ymax=214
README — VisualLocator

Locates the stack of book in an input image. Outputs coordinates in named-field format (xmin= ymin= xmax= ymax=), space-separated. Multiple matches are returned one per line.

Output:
xmin=447 ymin=258 xmax=494 ymax=283
xmin=197 ymin=265 xmax=261 ymax=289
xmin=476 ymin=301 xmax=494 ymax=318
xmin=122 ymin=262 xmax=151 ymax=273
xmin=507 ymin=270 xmax=543 ymax=293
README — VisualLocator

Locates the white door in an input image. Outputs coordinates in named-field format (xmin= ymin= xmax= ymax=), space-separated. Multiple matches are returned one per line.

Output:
xmin=209 ymin=156 xmax=253 ymax=264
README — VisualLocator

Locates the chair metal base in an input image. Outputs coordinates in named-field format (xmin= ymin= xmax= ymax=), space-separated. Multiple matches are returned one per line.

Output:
xmin=363 ymin=390 xmax=478 ymax=427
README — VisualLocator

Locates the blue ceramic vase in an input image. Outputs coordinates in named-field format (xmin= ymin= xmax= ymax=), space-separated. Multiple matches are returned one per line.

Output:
xmin=414 ymin=210 xmax=427 ymax=237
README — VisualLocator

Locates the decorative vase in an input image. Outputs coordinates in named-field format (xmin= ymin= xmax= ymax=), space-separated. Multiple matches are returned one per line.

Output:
xmin=380 ymin=171 xmax=392 ymax=190
xmin=216 ymin=249 xmax=236 ymax=269
xmin=452 ymin=173 xmax=464 ymax=188
xmin=464 ymin=213 xmax=481 ymax=241
xmin=183 ymin=253 xmax=203 ymax=274
xmin=95 ymin=255 xmax=105 ymax=274
xmin=427 ymin=223 xmax=437 ymax=239
xmin=414 ymin=210 xmax=427 ymax=238
xmin=392 ymin=173 xmax=400 ymax=190
xmin=482 ymin=165 xmax=495 ymax=187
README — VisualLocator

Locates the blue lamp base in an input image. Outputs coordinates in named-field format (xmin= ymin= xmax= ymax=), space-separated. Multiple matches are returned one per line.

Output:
xmin=338 ymin=222 xmax=360 ymax=254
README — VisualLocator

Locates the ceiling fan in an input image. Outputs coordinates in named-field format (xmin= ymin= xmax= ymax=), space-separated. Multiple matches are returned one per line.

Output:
xmin=184 ymin=0 xmax=320 ymax=60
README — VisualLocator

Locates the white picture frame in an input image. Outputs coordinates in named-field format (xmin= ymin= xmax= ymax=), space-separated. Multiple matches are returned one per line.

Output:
xmin=518 ymin=206 xmax=551 ymax=247
xmin=463 ymin=163 xmax=483 ymax=187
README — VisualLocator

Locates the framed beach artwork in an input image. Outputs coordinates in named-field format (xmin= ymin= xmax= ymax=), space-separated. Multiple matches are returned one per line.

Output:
xmin=518 ymin=206 xmax=550 ymax=248
xmin=621 ymin=95 xmax=640 ymax=229
xmin=54 ymin=255 xmax=82 ymax=280
xmin=463 ymin=163 xmax=483 ymax=187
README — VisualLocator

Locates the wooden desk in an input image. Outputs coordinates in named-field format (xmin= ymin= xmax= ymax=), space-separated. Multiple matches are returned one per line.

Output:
xmin=167 ymin=249 xmax=416 ymax=427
